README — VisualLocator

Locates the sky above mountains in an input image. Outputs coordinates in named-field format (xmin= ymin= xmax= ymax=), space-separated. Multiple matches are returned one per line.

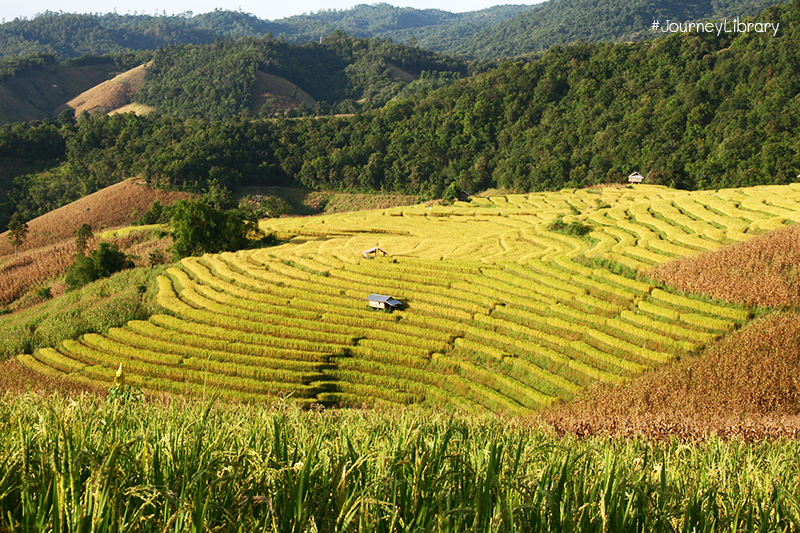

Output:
xmin=1 ymin=0 xmax=541 ymax=23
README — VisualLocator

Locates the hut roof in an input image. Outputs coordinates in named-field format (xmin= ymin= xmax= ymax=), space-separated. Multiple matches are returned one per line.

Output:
xmin=366 ymin=294 xmax=403 ymax=307
xmin=363 ymin=246 xmax=388 ymax=258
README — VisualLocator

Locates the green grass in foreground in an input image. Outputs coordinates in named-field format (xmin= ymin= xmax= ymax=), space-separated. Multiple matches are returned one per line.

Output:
xmin=1 ymin=393 xmax=799 ymax=532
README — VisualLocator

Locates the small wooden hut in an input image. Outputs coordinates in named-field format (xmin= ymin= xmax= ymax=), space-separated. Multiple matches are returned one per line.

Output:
xmin=366 ymin=294 xmax=403 ymax=311
xmin=628 ymin=172 xmax=645 ymax=184
xmin=362 ymin=246 xmax=388 ymax=259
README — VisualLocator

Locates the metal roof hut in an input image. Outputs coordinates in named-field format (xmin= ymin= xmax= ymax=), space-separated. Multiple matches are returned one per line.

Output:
xmin=366 ymin=294 xmax=403 ymax=311
xmin=628 ymin=172 xmax=645 ymax=184
xmin=363 ymin=246 xmax=388 ymax=259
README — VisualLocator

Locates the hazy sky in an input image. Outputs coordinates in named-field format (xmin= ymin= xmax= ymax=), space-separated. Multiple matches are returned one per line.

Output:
xmin=1 ymin=1 xmax=542 ymax=23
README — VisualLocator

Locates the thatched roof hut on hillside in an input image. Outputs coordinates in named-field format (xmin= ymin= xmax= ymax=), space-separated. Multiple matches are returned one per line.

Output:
xmin=363 ymin=246 xmax=388 ymax=259
xmin=628 ymin=172 xmax=645 ymax=184
xmin=366 ymin=294 xmax=403 ymax=310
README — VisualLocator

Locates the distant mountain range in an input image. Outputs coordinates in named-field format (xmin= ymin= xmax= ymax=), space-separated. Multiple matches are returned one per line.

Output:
xmin=0 ymin=0 xmax=790 ymax=61
xmin=0 ymin=33 xmax=471 ymax=123
xmin=0 ymin=4 xmax=532 ymax=61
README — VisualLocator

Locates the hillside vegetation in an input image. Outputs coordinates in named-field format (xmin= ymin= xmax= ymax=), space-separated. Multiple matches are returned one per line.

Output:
xmin=0 ymin=6 xmax=529 ymax=60
xmin=0 ymin=33 xmax=469 ymax=124
xmin=462 ymin=0 xmax=789 ymax=58
xmin=0 ymin=0 xmax=789 ymax=61
xmin=133 ymin=33 xmax=469 ymax=118
xmin=3 ymin=0 xmax=799 ymax=231
xmin=2 ymin=395 xmax=800 ymax=532
xmin=18 ymin=183 xmax=800 ymax=413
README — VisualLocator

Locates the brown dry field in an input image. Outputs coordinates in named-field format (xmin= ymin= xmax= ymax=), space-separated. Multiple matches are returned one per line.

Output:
xmin=0 ymin=178 xmax=186 ymax=305
xmin=550 ymin=223 xmax=800 ymax=440
xmin=0 ymin=178 xmax=191 ymax=256
xmin=0 ymin=238 xmax=77 ymax=303
xmin=548 ymin=312 xmax=800 ymax=440
xmin=0 ymin=231 xmax=172 ymax=305
xmin=108 ymin=102 xmax=156 ymax=116
xmin=58 ymin=64 xmax=148 ymax=117
xmin=649 ymin=224 xmax=800 ymax=308
xmin=0 ymin=358 xmax=102 ymax=397
xmin=251 ymin=71 xmax=316 ymax=114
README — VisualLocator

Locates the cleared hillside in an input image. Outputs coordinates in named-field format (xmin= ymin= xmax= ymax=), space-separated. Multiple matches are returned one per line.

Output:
xmin=0 ymin=178 xmax=190 ymax=256
xmin=251 ymin=71 xmax=316 ymax=114
xmin=0 ymin=63 xmax=119 ymax=123
xmin=59 ymin=64 xmax=148 ymax=117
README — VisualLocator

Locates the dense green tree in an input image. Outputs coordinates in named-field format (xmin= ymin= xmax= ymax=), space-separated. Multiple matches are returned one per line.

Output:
xmin=169 ymin=199 xmax=262 ymax=260
xmin=74 ymin=223 xmax=93 ymax=256
xmin=91 ymin=242 xmax=134 ymax=278
xmin=64 ymin=254 xmax=96 ymax=288
xmin=7 ymin=212 xmax=28 ymax=256
xmin=202 ymin=179 xmax=238 ymax=210
xmin=65 ymin=242 xmax=134 ymax=289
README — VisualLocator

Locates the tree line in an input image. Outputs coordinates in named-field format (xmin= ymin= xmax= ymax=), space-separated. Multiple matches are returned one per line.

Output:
xmin=134 ymin=32 xmax=471 ymax=119
xmin=0 ymin=6 xmax=527 ymax=62
xmin=1 ymin=0 xmax=790 ymax=63
xmin=1 ymin=0 xmax=798 ymax=230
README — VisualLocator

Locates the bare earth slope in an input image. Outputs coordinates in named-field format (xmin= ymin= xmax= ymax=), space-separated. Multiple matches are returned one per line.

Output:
xmin=0 ymin=178 xmax=190 ymax=256
xmin=58 ymin=64 xmax=152 ymax=117
xmin=251 ymin=71 xmax=316 ymax=114
xmin=0 ymin=63 xmax=119 ymax=124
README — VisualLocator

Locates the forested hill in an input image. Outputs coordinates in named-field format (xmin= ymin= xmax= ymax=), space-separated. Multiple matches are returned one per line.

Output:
xmin=461 ymin=0 xmax=788 ymax=57
xmin=0 ymin=5 xmax=531 ymax=61
xmin=1 ymin=0 xmax=799 ymax=229
xmin=134 ymin=33 xmax=470 ymax=119
xmin=0 ymin=34 xmax=470 ymax=123
xmin=0 ymin=0 xmax=790 ymax=62
xmin=190 ymin=4 xmax=534 ymax=52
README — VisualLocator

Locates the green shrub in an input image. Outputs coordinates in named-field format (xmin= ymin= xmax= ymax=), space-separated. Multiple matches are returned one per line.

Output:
xmin=66 ymin=243 xmax=134 ymax=289
xmin=548 ymin=216 xmax=592 ymax=236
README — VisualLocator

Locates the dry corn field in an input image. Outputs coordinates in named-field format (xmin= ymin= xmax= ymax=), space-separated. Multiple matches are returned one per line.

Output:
xmin=17 ymin=183 xmax=800 ymax=413
xmin=0 ymin=232 xmax=171 ymax=305
xmin=0 ymin=177 xmax=190 ymax=256
xmin=650 ymin=223 xmax=800 ymax=307
xmin=550 ymin=311 xmax=800 ymax=439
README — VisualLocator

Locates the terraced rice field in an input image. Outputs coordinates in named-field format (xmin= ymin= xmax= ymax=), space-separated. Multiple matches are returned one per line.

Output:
xmin=20 ymin=183 xmax=800 ymax=413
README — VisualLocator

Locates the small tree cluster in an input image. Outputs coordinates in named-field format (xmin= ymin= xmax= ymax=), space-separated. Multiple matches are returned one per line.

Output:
xmin=169 ymin=199 xmax=264 ymax=260
xmin=7 ymin=213 xmax=29 ymax=256
xmin=65 ymin=224 xmax=134 ymax=289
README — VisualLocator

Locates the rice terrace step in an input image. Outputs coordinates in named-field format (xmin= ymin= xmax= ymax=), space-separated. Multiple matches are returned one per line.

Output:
xmin=21 ymin=183 xmax=798 ymax=413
